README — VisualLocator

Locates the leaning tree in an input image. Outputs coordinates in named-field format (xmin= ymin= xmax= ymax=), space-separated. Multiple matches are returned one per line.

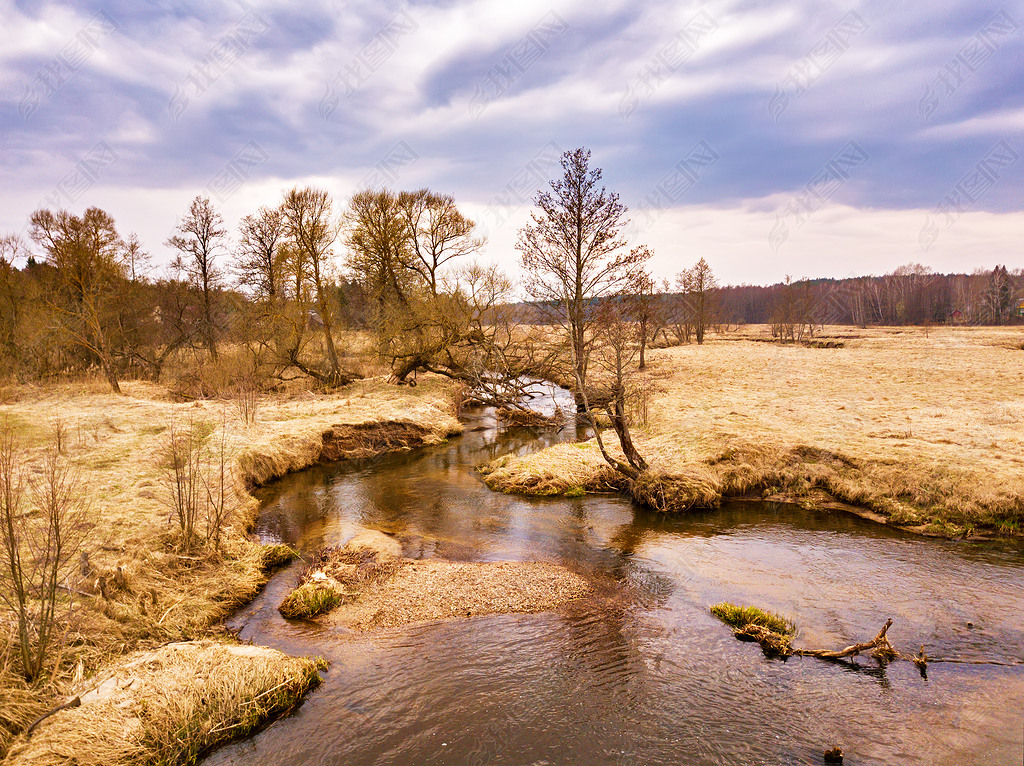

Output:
xmin=517 ymin=147 xmax=655 ymax=486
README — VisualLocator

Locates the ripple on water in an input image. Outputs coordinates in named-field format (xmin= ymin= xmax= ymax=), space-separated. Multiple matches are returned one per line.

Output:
xmin=208 ymin=405 xmax=1024 ymax=766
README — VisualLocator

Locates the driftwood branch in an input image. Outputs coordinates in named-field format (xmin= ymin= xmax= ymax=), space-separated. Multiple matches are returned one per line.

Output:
xmin=794 ymin=618 xmax=898 ymax=661
xmin=733 ymin=617 xmax=929 ymax=675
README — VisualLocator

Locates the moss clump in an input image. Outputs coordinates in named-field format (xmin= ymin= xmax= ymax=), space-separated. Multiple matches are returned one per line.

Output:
xmin=278 ymin=582 xmax=349 ymax=619
xmin=260 ymin=543 xmax=299 ymax=571
xmin=563 ymin=486 xmax=585 ymax=498
xmin=710 ymin=602 xmax=795 ymax=637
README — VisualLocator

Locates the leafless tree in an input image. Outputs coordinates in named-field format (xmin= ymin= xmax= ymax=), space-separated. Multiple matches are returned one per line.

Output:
xmin=579 ymin=295 xmax=650 ymax=479
xmin=0 ymin=235 xmax=26 ymax=372
xmin=0 ymin=427 xmax=88 ymax=682
xmin=770 ymin=275 xmax=817 ymax=341
xmin=631 ymin=263 xmax=660 ymax=369
xmin=517 ymin=147 xmax=650 ymax=411
xmin=159 ymin=416 xmax=234 ymax=551
xmin=235 ymin=206 xmax=285 ymax=305
xmin=282 ymin=186 xmax=347 ymax=385
xmin=343 ymin=188 xmax=414 ymax=343
xmin=30 ymin=207 xmax=127 ymax=392
xmin=166 ymin=196 xmax=227 ymax=360
xmin=677 ymin=257 xmax=718 ymax=345
xmin=397 ymin=190 xmax=483 ymax=296
xmin=121 ymin=233 xmax=151 ymax=283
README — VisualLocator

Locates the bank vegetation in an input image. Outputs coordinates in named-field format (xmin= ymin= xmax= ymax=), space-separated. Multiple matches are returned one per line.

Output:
xmin=482 ymin=325 xmax=1024 ymax=537
xmin=0 ymin=374 xmax=460 ymax=762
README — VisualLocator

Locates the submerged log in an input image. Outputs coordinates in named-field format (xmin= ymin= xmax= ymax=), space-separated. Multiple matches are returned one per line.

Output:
xmin=717 ymin=609 xmax=928 ymax=675
xmin=793 ymin=618 xmax=896 ymax=660
xmin=735 ymin=623 xmax=792 ymax=657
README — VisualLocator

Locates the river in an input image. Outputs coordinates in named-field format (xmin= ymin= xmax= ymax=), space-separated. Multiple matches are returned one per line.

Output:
xmin=206 ymin=385 xmax=1024 ymax=765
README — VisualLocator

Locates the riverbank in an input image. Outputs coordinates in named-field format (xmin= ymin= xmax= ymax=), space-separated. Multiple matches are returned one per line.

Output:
xmin=0 ymin=375 xmax=461 ymax=761
xmin=4 ymin=642 xmax=326 ymax=766
xmin=481 ymin=326 xmax=1024 ymax=537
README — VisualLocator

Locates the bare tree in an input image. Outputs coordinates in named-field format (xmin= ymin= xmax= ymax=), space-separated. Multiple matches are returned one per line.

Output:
xmin=343 ymin=188 xmax=413 ymax=339
xmin=581 ymin=295 xmax=650 ymax=479
xmin=121 ymin=277 xmax=198 ymax=382
xmin=30 ymin=207 xmax=127 ymax=393
xmin=665 ymin=278 xmax=693 ymax=345
xmin=397 ymin=190 xmax=483 ymax=295
xmin=235 ymin=206 xmax=285 ymax=305
xmin=677 ymin=257 xmax=718 ymax=345
xmin=121 ymin=233 xmax=151 ymax=283
xmin=770 ymin=275 xmax=817 ymax=341
xmin=281 ymin=186 xmax=346 ymax=385
xmin=166 ymin=196 xmax=227 ymax=360
xmin=632 ymin=263 xmax=659 ymax=369
xmin=985 ymin=265 xmax=1015 ymax=324
xmin=159 ymin=415 xmax=234 ymax=551
xmin=384 ymin=261 xmax=542 ymax=406
xmin=0 ymin=235 xmax=26 ymax=373
xmin=517 ymin=147 xmax=650 ymax=411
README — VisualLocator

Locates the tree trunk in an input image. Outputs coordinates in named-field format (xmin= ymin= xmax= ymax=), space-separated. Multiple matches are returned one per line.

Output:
xmin=203 ymin=284 xmax=218 ymax=361
xmin=639 ymin=317 xmax=647 ymax=370
xmin=101 ymin=359 xmax=121 ymax=394
xmin=605 ymin=398 xmax=648 ymax=472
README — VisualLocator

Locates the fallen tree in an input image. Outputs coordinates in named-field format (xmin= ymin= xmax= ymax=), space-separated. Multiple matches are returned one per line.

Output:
xmin=711 ymin=603 xmax=929 ymax=675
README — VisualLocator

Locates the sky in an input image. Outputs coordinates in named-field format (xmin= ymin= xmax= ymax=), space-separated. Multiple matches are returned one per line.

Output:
xmin=1 ymin=0 xmax=1022 ymax=287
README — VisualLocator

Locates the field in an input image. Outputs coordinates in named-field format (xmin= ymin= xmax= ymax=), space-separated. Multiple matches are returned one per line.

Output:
xmin=0 ymin=374 xmax=460 ymax=761
xmin=482 ymin=325 xmax=1024 ymax=535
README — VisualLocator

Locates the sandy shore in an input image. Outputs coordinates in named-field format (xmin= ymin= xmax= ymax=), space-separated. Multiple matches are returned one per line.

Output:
xmin=326 ymin=560 xmax=592 ymax=631
xmin=280 ymin=530 xmax=592 ymax=631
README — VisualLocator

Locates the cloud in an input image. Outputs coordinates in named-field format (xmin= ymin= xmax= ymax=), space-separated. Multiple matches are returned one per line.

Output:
xmin=0 ymin=0 xmax=1020 ymax=280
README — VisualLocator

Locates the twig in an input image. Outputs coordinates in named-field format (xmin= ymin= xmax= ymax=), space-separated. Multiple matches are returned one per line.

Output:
xmin=157 ymin=595 xmax=189 ymax=625
xmin=25 ymin=696 xmax=81 ymax=738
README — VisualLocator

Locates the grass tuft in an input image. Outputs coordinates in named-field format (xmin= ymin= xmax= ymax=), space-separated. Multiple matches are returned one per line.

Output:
xmin=709 ymin=602 xmax=796 ymax=636
xmin=278 ymin=582 xmax=349 ymax=619
xmin=260 ymin=543 xmax=299 ymax=572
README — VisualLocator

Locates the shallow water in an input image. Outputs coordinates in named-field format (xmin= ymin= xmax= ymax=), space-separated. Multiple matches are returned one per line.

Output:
xmin=208 ymin=387 xmax=1024 ymax=765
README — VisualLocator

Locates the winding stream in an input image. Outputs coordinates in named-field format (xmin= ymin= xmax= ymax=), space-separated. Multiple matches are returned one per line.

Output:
xmin=208 ymin=386 xmax=1024 ymax=765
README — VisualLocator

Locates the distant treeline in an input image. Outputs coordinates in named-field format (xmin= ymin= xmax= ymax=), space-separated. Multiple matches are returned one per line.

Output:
xmin=715 ymin=265 xmax=1022 ymax=327
xmin=513 ymin=265 xmax=1023 ymax=331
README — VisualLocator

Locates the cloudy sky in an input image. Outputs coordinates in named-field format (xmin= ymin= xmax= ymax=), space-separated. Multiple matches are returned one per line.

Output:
xmin=2 ymin=0 xmax=1022 ymax=286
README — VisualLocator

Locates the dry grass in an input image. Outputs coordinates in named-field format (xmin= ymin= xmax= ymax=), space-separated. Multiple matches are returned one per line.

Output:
xmin=483 ymin=326 xmax=1024 ymax=535
xmin=5 ymin=641 xmax=325 ymax=766
xmin=479 ymin=442 xmax=626 ymax=496
xmin=0 ymin=374 xmax=460 ymax=759
xmin=259 ymin=543 xmax=298 ymax=571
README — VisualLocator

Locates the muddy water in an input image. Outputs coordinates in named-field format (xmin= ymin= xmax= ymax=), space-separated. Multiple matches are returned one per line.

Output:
xmin=207 ymin=388 xmax=1024 ymax=765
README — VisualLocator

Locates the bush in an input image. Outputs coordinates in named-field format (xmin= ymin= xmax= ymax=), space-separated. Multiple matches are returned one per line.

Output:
xmin=158 ymin=415 xmax=235 ymax=551
xmin=0 ymin=426 xmax=88 ymax=682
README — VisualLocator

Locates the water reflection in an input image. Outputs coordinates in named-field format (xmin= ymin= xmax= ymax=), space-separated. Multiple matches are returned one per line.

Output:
xmin=211 ymin=389 xmax=1024 ymax=766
